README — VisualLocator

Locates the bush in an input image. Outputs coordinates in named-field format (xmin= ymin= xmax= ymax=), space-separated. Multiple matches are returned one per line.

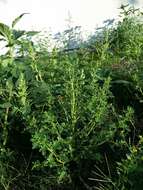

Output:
xmin=1 ymin=5 xmax=143 ymax=190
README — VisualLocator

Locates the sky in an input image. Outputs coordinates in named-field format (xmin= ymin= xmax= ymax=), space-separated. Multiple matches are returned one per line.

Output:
xmin=0 ymin=0 xmax=142 ymax=35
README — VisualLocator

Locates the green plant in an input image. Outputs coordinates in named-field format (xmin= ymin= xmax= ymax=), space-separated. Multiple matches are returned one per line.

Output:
xmin=1 ymin=5 xmax=143 ymax=189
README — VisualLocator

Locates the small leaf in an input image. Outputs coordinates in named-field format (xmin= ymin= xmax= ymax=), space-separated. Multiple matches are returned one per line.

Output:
xmin=0 ymin=38 xmax=6 ymax=41
xmin=0 ymin=102 xmax=12 ymax=108
xmin=26 ymin=31 xmax=40 ymax=37
xmin=12 ymin=13 xmax=29 ymax=28
xmin=12 ymin=29 xmax=25 ymax=40
xmin=111 ymin=80 xmax=131 ymax=85
xmin=0 ymin=23 xmax=11 ymax=40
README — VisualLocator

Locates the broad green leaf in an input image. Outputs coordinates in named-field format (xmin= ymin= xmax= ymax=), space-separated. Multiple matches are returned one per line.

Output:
xmin=12 ymin=13 xmax=29 ymax=28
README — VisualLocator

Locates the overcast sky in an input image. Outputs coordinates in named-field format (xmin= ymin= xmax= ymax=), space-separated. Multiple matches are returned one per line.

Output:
xmin=0 ymin=0 xmax=142 ymax=34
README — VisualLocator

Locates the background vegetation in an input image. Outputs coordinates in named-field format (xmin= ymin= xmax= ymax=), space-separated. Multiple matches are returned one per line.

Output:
xmin=0 ymin=5 xmax=143 ymax=190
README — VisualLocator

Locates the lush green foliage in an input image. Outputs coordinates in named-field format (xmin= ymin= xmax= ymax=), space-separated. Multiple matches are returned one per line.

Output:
xmin=1 ymin=5 xmax=143 ymax=190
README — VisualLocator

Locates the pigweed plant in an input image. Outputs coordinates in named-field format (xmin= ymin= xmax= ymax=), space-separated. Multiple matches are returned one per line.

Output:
xmin=1 ymin=4 xmax=143 ymax=190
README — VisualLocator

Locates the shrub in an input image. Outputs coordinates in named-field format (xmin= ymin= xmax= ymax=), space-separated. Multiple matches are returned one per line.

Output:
xmin=1 ymin=5 xmax=143 ymax=189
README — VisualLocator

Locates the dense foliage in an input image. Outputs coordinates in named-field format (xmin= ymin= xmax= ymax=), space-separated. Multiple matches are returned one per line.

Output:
xmin=1 ymin=5 xmax=143 ymax=190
